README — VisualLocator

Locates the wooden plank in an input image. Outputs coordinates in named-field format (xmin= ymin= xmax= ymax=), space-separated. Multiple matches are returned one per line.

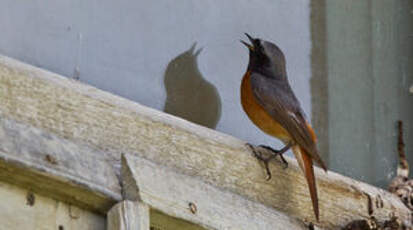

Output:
xmin=107 ymin=201 xmax=150 ymax=230
xmin=121 ymin=154 xmax=310 ymax=230
xmin=0 ymin=55 xmax=411 ymax=229
xmin=0 ymin=116 xmax=121 ymax=213
xmin=150 ymin=209 xmax=207 ymax=230
xmin=0 ymin=181 xmax=105 ymax=230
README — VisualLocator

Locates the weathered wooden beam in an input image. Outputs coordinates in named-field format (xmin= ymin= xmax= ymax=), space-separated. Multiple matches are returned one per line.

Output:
xmin=0 ymin=55 xmax=411 ymax=229
xmin=0 ymin=116 xmax=121 ymax=213
xmin=107 ymin=201 xmax=150 ymax=230
xmin=121 ymin=154 xmax=310 ymax=230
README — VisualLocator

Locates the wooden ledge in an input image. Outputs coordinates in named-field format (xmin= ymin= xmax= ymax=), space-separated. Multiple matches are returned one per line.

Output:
xmin=0 ymin=55 xmax=410 ymax=229
xmin=121 ymin=153 xmax=310 ymax=229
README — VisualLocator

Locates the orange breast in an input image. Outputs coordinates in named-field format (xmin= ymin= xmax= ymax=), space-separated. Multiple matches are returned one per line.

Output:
xmin=241 ymin=72 xmax=291 ymax=142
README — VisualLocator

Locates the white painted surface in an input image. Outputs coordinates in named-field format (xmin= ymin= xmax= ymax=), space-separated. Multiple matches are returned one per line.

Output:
xmin=0 ymin=0 xmax=312 ymax=151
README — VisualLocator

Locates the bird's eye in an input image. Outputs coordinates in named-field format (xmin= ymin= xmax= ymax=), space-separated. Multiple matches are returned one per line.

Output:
xmin=253 ymin=40 xmax=262 ymax=52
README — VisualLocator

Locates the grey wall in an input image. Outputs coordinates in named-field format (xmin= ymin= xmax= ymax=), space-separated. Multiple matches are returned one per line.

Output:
xmin=323 ymin=0 xmax=413 ymax=187
xmin=0 ymin=0 xmax=312 ymax=151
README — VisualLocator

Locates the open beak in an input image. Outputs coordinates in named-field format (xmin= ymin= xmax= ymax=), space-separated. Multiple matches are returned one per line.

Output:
xmin=240 ymin=33 xmax=255 ymax=51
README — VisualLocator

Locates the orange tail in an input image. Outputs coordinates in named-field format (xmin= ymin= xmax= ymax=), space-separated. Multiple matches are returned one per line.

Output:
xmin=292 ymin=145 xmax=319 ymax=221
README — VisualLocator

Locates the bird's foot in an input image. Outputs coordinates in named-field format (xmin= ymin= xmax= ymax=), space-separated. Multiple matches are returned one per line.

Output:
xmin=258 ymin=145 xmax=289 ymax=169
xmin=246 ymin=143 xmax=291 ymax=180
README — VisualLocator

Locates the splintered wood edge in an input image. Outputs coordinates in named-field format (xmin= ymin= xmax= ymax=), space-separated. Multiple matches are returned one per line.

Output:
xmin=121 ymin=154 xmax=141 ymax=201
xmin=0 ymin=55 xmax=411 ymax=229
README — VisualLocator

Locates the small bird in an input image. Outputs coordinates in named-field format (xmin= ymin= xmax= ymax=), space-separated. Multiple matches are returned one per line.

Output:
xmin=240 ymin=33 xmax=327 ymax=221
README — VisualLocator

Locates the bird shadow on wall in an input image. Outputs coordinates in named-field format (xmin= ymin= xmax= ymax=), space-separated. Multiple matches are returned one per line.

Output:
xmin=163 ymin=43 xmax=221 ymax=129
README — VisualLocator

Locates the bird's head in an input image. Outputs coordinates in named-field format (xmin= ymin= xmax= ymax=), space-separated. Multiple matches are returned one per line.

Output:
xmin=241 ymin=33 xmax=286 ymax=78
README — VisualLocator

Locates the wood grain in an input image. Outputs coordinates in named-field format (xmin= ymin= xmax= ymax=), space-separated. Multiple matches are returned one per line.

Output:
xmin=107 ymin=201 xmax=150 ymax=230
xmin=122 ymin=154 xmax=309 ymax=230
xmin=0 ymin=55 xmax=410 ymax=229
xmin=0 ymin=181 xmax=105 ymax=230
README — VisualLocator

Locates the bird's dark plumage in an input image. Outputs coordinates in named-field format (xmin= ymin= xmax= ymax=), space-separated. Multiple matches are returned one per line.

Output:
xmin=241 ymin=33 xmax=327 ymax=221
xmin=250 ymin=72 xmax=327 ymax=170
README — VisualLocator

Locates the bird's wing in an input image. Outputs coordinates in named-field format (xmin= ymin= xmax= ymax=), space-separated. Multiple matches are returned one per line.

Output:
xmin=250 ymin=72 xmax=327 ymax=170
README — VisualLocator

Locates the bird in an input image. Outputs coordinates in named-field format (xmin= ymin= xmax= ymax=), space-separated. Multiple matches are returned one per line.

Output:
xmin=240 ymin=33 xmax=327 ymax=221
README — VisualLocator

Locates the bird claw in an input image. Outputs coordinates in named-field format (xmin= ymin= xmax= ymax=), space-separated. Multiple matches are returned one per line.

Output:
xmin=246 ymin=143 xmax=290 ymax=181
xmin=258 ymin=145 xmax=289 ymax=170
